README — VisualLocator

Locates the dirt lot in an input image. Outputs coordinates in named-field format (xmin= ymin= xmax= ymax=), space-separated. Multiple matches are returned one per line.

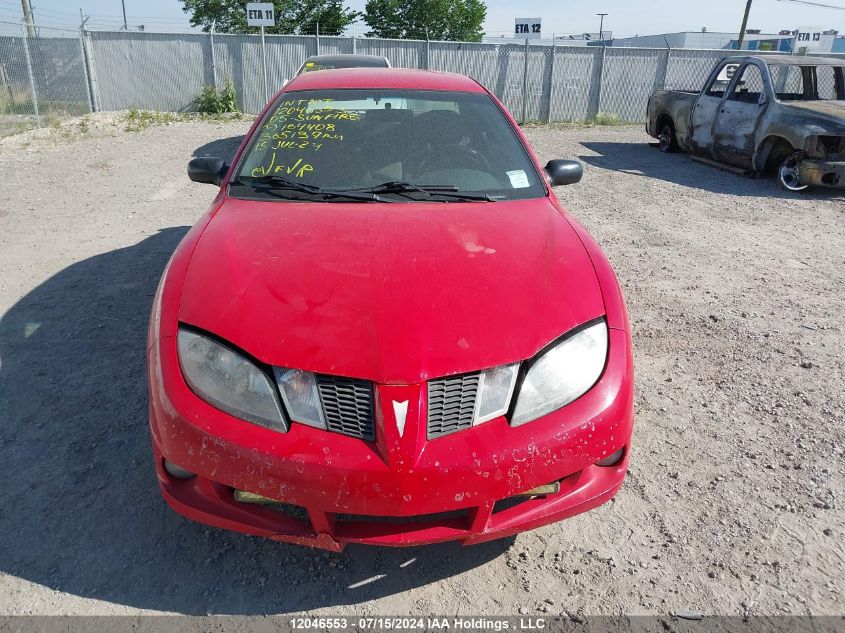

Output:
xmin=0 ymin=117 xmax=842 ymax=617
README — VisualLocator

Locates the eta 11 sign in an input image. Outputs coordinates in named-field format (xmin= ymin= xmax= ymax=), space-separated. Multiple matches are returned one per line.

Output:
xmin=246 ymin=3 xmax=275 ymax=27
xmin=515 ymin=18 xmax=541 ymax=39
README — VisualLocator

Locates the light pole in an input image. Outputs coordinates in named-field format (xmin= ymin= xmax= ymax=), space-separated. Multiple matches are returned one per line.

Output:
xmin=597 ymin=13 xmax=608 ymax=45
xmin=121 ymin=0 xmax=128 ymax=30
xmin=20 ymin=0 xmax=34 ymax=36
xmin=737 ymin=0 xmax=752 ymax=50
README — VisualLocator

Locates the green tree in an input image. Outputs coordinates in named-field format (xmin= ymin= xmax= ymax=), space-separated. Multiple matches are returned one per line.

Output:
xmin=363 ymin=0 xmax=486 ymax=42
xmin=181 ymin=0 xmax=360 ymax=36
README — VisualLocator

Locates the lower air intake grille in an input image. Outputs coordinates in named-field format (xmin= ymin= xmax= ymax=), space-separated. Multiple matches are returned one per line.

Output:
xmin=427 ymin=372 xmax=480 ymax=439
xmin=316 ymin=374 xmax=375 ymax=440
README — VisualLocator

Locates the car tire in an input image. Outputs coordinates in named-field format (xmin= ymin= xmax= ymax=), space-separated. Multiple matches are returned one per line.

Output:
xmin=777 ymin=151 xmax=809 ymax=192
xmin=658 ymin=121 xmax=679 ymax=153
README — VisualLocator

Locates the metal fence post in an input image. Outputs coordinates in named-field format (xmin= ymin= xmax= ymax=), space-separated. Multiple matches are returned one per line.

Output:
xmin=260 ymin=25 xmax=269 ymax=104
xmin=79 ymin=9 xmax=98 ymax=112
xmin=84 ymin=31 xmax=100 ymax=111
xmin=20 ymin=22 xmax=40 ymax=128
xmin=425 ymin=29 xmax=430 ymax=70
xmin=546 ymin=37 xmax=556 ymax=123
xmin=351 ymin=34 xmax=356 ymax=54
xmin=520 ymin=38 xmax=529 ymax=124
xmin=78 ymin=32 xmax=93 ymax=113
xmin=315 ymin=22 xmax=320 ymax=56
xmin=210 ymin=21 xmax=218 ymax=88
xmin=660 ymin=46 xmax=671 ymax=89
xmin=594 ymin=44 xmax=607 ymax=119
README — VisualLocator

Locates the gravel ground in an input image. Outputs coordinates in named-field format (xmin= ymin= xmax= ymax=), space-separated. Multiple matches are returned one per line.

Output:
xmin=0 ymin=118 xmax=842 ymax=617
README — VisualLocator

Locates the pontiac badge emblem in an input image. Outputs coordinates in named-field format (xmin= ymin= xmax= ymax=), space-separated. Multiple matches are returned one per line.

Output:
xmin=393 ymin=400 xmax=409 ymax=438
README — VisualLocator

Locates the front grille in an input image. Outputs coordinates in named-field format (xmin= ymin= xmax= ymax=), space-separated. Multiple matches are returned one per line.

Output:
xmin=427 ymin=372 xmax=480 ymax=439
xmin=335 ymin=509 xmax=470 ymax=525
xmin=315 ymin=374 xmax=375 ymax=440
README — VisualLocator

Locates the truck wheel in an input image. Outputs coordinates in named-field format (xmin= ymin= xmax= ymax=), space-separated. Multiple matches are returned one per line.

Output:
xmin=658 ymin=121 xmax=678 ymax=153
xmin=778 ymin=151 xmax=809 ymax=192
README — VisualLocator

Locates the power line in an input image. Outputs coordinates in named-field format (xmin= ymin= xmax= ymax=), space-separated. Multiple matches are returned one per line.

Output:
xmin=27 ymin=4 xmax=79 ymax=17
xmin=774 ymin=0 xmax=845 ymax=8
xmin=25 ymin=1 xmax=191 ymax=20
xmin=21 ymin=1 xmax=193 ymax=29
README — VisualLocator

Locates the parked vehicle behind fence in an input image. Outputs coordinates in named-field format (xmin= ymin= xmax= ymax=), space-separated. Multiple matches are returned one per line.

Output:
xmin=295 ymin=54 xmax=391 ymax=76
xmin=647 ymin=55 xmax=845 ymax=191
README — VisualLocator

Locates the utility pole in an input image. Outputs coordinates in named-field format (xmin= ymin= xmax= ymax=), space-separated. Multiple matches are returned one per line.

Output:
xmin=597 ymin=13 xmax=608 ymax=46
xmin=121 ymin=0 xmax=128 ymax=30
xmin=737 ymin=0 xmax=752 ymax=50
xmin=21 ymin=0 xmax=34 ymax=37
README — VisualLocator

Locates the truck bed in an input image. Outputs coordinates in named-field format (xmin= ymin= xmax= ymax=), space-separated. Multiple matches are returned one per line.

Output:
xmin=646 ymin=90 xmax=699 ymax=145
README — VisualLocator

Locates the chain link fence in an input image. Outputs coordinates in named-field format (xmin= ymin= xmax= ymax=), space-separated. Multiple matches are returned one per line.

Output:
xmin=2 ymin=21 xmax=844 ymax=137
xmin=0 ymin=21 xmax=92 ymax=136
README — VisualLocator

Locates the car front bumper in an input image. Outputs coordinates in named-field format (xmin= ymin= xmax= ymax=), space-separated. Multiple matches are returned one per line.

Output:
xmin=799 ymin=159 xmax=845 ymax=189
xmin=148 ymin=327 xmax=634 ymax=551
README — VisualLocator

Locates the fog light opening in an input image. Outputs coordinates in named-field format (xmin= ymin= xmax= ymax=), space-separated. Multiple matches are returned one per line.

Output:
xmin=821 ymin=172 xmax=839 ymax=186
xmin=163 ymin=459 xmax=196 ymax=479
xmin=595 ymin=446 xmax=625 ymax=467
xmin=515 ymin=481 xmax=561 ymax=497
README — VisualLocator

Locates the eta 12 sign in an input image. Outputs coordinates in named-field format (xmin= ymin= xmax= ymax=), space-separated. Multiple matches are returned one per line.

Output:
xmin=246 ymin=2 xmax=275 ymax=27
xmin=515 ymin=18 xmax=542 ymax=39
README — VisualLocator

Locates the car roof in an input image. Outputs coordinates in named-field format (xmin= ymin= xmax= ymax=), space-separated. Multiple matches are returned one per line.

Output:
xmin=722 ymin=54 xmax=845 ymax=67
xmin=303 ymin=54 xmax=388 ymax=66
xmin=284 ymin=68 xmax=488 ymax=93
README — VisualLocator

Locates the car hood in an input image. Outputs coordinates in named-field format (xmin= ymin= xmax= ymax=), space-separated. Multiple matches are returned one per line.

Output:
xmin=781 ymin=101 xmax=845 ymax=131
xmin=178 ymin=197 xmax=604 ymax=383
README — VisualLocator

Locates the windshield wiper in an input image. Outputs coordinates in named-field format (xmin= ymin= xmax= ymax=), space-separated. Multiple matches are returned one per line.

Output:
xmin=351 ymin=181 xmax=497 ymax=202
xmin=231 ymin=175 xmax=387 ymax=202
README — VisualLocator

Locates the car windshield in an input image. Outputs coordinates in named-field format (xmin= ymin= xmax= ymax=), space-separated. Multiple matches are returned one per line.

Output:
xmin=232 ymin=89 xmax=546 ymax=202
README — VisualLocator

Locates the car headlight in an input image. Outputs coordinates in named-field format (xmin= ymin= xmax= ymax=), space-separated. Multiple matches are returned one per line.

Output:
xmin=511 ymin=320 xmax=608 ymax=426
xmin=177 ymin=328 xmax=287 ymax=432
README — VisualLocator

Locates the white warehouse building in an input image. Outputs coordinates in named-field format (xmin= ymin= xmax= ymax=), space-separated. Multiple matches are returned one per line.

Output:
xmin=612 ymin=29 xmax=838 ymax=53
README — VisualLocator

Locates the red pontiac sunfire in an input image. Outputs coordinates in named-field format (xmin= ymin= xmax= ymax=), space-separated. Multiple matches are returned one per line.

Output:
xmin=147 ymin=68 xmax=634 ymax=551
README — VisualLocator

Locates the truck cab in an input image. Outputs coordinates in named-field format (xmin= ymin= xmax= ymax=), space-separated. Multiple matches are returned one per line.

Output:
xmin=690 ymin=58 xmax=770 ymax=166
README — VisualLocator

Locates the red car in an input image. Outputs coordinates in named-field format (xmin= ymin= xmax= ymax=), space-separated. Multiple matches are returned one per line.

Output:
xmin=148 ymin=68 xmax=634 ymax=551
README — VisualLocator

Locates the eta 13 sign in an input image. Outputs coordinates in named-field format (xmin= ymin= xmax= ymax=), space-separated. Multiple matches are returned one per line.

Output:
xmin=246 ymin=2 xmax=275 ymax=27
xmin=795 ymin=26 xmax=824 ymax=52
xmin=515 ymin=18 xmax=542 ymax=39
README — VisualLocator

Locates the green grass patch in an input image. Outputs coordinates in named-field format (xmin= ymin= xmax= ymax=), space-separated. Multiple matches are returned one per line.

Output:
xmin=123 ymin=108 xmax=250 ymax=132
xmin=591 ymin=112 xmax=624 ymax=126
xmin=523 ymin=116 xmax=644 ymax=130
xmin=193 ymin=77 xmax=239 ymax=114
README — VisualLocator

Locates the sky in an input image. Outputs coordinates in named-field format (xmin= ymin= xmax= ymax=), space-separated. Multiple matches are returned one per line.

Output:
xmin=1 ymin=0 xmax=843 ymax=36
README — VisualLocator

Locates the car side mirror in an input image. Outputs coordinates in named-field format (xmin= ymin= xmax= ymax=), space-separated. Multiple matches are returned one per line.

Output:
xmin=188 ymin=157 xmax=228 ymax=186
xmin=545 ymin=159 xmax=583 ymax=187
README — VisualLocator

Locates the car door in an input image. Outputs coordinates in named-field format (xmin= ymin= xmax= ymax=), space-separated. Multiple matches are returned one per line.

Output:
xmin=690 ymin=61 xmax=740 ymax=158
xmin=712 ymin=62 xmax=770 ymax=168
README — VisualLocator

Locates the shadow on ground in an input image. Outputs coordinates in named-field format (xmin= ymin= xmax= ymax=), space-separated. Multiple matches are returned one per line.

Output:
xmin=579 ymin=141 xmax=845 ymax=201
xmin=193 ymin=136 xmax=245 ymax=164
xmin=0 ymin=229 xmax=512 ymax=614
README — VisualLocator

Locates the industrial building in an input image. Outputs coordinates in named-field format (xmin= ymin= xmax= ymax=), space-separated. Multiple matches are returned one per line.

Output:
xmin=612 ymin=29 xmax=839 ymax=52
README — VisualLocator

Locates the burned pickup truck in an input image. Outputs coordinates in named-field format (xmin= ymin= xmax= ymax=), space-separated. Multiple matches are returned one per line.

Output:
xmin=647 ymin=55 xmax=845 ymax=191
